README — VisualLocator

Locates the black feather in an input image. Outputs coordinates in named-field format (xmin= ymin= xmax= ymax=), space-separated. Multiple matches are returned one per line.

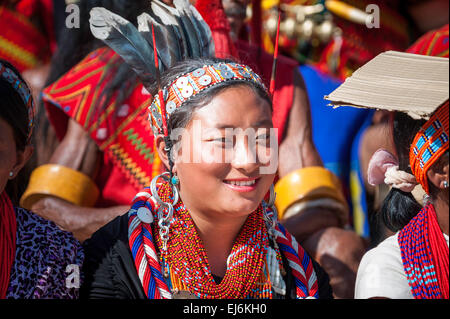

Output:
xmin=89 ymin=7 xmax=157 ymax=88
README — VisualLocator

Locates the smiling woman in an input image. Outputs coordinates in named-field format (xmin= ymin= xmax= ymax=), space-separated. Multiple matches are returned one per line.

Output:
xmin=80 ymin=58 xmax=333 ymax=299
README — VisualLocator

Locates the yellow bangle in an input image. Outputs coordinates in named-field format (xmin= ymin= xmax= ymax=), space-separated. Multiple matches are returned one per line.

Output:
xmin=20 ymin=164 xmax=99 ymax=210
xmin=274 ymin=166 xmax=348 ymax=220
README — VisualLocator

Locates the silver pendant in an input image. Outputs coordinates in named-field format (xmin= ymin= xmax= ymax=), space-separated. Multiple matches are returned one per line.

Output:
xmin=267 ymin=246 xmax=286 ymax=296
xmin=172 ymin=290 xmax=198 ymax=299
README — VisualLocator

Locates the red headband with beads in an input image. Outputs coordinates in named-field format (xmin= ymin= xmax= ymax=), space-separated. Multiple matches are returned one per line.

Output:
xmin=148 ymin=62 xmax=267 ymax=135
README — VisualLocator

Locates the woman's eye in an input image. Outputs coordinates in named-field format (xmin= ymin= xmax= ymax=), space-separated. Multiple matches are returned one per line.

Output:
xmin=212 ymin=138 xmax=233 ymax=146
xmin=256 ymin=133 xmax=270 ymax=141
xmin=256 ymin=133 xmax=270 ymax=139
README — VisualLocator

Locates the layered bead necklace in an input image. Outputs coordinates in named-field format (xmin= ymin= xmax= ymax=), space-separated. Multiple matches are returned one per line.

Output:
xmin=128 ymin=179 xmax=319 ymax=299
xmin=154 ymin=181 xmax=281 ymax=299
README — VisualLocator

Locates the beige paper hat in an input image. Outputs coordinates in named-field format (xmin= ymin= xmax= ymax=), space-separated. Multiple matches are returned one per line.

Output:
xmin=324 ymin=51 xmax=449 ymax=120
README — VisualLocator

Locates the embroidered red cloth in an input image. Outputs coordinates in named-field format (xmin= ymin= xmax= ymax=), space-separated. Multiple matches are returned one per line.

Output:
xmin=195 ymin=0 xmax=239 ymax=59
xmin=43 ymin=48 xmax=162 ymax=207
xmin=0 ymin=0 xmax=55 ymax=71
xmin=407 ymin=24 xmax=449 ymax=58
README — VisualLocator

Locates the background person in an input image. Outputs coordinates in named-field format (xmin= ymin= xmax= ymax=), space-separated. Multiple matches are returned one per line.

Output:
xmin=0 ymin=59 xmax=83 ymax=299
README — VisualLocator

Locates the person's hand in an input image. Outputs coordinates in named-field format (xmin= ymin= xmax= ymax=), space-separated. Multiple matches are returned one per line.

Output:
xmin=31 ymin=197 xmax=74 ymax=230
xmin=302 ymin=227 xmax=368 ymax=299
xmin=31 ymin=197 xmax=94 ymax=241
xmin=31 ymin=197 xmax=129 ymax=242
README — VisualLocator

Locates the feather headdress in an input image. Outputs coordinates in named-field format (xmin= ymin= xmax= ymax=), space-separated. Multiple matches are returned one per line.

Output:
xmin=89 ymin=0 xmax=215 ymax=90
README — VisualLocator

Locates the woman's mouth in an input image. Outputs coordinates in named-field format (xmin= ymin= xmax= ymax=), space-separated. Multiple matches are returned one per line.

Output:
xmin=223 ymin=178 xmax=259 ymax=192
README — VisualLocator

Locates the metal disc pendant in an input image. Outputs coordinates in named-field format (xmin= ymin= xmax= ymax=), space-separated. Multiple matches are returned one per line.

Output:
xmin=137 ymin=207 xmax=153 ymax=224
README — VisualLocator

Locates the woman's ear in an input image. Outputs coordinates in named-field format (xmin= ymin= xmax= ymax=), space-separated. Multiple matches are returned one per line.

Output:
xmin=9 ymin=145 xmax=33 ymax=180
xmin=156 ymin=135 xmax=175 ymax=173
xmin=427 ymin=155 xmax=449 ymax=190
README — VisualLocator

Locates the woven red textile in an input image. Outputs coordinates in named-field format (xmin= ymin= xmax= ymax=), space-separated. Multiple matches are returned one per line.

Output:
xmin=407 ymin=24 xmax=449 ymax=58
xmin=195 ymin=0 xmax=239 ymax=59
xmin=399 ymin=203 xmax=449 ymax=299
xmin=0 ymin=0 xmax=55 ymax=71
xmin=42 ymin=48 xmax=161 ymax=207
xmin=0 ymin=191 xmax=16 ymax=299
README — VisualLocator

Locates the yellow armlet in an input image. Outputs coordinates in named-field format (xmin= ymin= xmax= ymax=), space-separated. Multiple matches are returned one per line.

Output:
xmin=274 ymin=166 xmax=348 ymax=220
xmin=20 ymin=164 xmax=99 ymax=210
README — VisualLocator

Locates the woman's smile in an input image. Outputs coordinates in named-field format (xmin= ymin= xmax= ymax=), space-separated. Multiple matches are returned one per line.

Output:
xmin=223 ymin=177 xmax=260 ymax=192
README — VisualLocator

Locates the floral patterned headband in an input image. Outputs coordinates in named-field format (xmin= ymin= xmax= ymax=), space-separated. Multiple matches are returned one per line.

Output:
xmin=148 ymin=62 xmax=267 ymax=136
xmin=0 ymin=61 xmax=35 ymax=142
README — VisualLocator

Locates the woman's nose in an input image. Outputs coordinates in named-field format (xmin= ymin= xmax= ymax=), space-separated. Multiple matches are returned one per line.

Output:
xmin=231 ymin=135 xmax=260 ymax=173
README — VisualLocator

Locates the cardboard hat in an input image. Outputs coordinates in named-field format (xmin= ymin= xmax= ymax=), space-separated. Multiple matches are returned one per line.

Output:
xmin=324 ymin=51 xmax=449 ymax=120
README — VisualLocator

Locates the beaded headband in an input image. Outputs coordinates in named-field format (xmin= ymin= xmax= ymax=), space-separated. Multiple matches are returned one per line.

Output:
xmin=409 ymin=101 xmax=449 ymax=194
xmin=0 ymin=62 xmax=35 ymax=142
xmin=147 ymin=62 xmax=267 ymax=135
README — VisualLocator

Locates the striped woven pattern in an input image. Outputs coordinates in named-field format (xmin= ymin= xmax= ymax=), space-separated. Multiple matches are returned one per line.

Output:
xmin=398 ymin=203 xmax=449 ymax=299
xmin=127 ymin=183 xmax=319 ymax=299
xmin=128 ymin=188 xmax=171 ymax=299
xmin=0 ymin=6 xmax=50 ymax=71
xmin=274 ymin=223 xmax=319 ymax=298
xmin=409 ymin=101 xmax=449 ymax=194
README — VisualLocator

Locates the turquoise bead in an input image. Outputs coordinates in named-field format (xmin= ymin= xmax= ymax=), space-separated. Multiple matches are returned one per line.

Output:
xmin=171 ymin=175 xmax=179 ymax=185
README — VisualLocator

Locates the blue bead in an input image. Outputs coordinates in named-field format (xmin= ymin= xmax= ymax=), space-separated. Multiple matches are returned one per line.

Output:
xmin=171 ymin=176 xmax=179 ymax=185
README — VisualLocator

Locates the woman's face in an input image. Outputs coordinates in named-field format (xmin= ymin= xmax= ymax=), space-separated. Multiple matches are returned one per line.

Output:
xmin=173 ymin=85 xmax=277 ymax=222
xmin=0 ymin=117 xmax=18 ymax=193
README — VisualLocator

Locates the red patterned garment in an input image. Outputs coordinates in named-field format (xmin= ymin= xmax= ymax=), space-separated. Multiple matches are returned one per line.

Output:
xmin=398 ymin=203 xmax=449 ymax=299
xmin=0 ymin=0 xmax=55 ymax=71
xmin=407 ymin=24 xmax=449 ymax=58
xmin=43 ymin=48 xmax=162 ymax=207
xmin=194 ymin=0 xmax=239 ymax=59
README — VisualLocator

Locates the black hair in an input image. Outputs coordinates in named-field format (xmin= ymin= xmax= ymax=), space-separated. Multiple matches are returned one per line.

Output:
xmin=0 ymin=59 xmax=33 ymax=204
xmin=148 ymin=57 xmax=272 ymax=171
xmin=378 ymin=112 xmax=426 ymax=232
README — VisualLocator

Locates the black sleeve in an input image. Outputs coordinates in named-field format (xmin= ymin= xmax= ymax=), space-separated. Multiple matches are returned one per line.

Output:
xmin=80 ymin=213 xmax=146 ymax=299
